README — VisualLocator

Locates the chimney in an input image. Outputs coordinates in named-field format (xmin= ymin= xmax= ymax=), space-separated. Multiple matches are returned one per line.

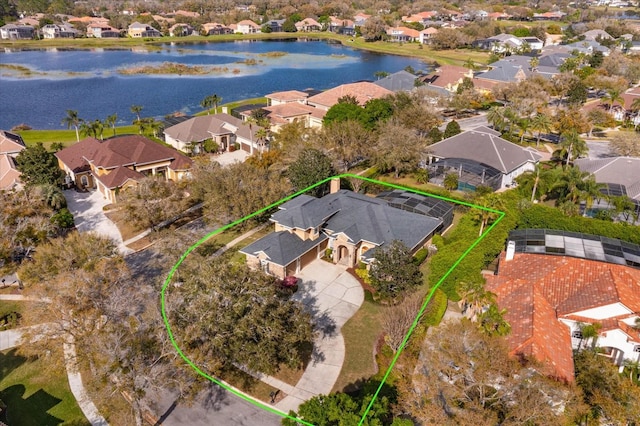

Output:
xmin=505 ymin=240 xmax=516 ymax=261
xmin=330 ymin=178 xmax=340 ymax=194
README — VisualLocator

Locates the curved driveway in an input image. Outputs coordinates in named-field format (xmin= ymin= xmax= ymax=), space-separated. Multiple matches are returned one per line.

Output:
xmin=275 ymin=259 xmax=364 ymax=413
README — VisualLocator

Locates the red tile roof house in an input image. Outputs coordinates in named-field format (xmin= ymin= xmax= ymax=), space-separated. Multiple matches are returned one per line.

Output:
xmin=486 ymin=232 xmax=640 ymax=382
xmin=0 ymin=130 xmax=26 ymax=191
xmin=305 ymin=82 xmax=393 ymax=111
xmin=55 ymin=135 xmax=192 ymax=203
xmin=240 ymin=91 xmax=326 ymax=131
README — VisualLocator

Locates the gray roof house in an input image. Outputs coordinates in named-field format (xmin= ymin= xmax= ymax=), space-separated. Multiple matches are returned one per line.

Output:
xmin=374 ymin=70 xmax=417 ymax=92
xmin=474 ymin=53 xmax=567 ymax=83
xmin=163 ymin=113 xmax=264 ymax=155
xmin=240 ymin=189 xmax=443 ymax=278
xmin=427 ymin=126 xmax=541 ymax=190
xmin=574 ymin=156 xmax=640 ymax=217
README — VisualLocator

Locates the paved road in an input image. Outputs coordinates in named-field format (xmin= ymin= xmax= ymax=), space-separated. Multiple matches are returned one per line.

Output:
xmin=586 ymin=140 xmax=613 ymax=159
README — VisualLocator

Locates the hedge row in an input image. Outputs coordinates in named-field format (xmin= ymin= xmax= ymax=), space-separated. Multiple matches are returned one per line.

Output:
xmin=518 ymin=204 xmax=640 ymax=245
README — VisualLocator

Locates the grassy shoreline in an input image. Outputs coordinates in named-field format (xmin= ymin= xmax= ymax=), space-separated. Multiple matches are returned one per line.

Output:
xmin=0 ymin=32 xmax=489 ymax=67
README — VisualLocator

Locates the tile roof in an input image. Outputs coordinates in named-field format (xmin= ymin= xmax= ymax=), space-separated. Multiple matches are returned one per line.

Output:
xmin=428 ymin=126 xmax=541 ymax=174
xmin=262 ymin=103 xmax=325 ymax=125
xmin=0 ymin=153 xmax=21 ymax=190
xmin=426 ymin=65 xmax=470 ymax=89
xmin=56 ymin=135 xmax=192 ymax=176
xmin=266 ymin=90 xmax=309 ymax=103
xmin=486 ymin=252 xmax=640 ymax=382
xmin=0 ymin=130 xmax=26 ymax=154
xmin=164 ymin=113 xmax=255 ymax=144
xmin=306 ymin=82 xmax=393 ymax=110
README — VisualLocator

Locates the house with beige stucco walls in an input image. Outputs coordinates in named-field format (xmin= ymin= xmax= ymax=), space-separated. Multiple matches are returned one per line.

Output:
xmin=241 ymin=183 xmax=446 ymax=279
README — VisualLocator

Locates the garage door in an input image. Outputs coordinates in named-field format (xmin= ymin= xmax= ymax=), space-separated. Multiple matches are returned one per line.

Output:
xmin=300 ymin=248 xmax=318 ymax=270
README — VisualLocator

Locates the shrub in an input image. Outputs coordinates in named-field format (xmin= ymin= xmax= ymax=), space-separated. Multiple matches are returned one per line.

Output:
xmin=412 ymin=248 xmax=429 ymax=265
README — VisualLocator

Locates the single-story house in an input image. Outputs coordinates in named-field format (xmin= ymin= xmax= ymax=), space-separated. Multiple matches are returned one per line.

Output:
xmin=0 ymin=130 xmax=26 ymax=191
xmin=574 ymin=156 xmax=640 ymax=218
xmin=374 ymin=70 xmax=417 ymax=92
xmin=486 ymin=229 xmax=640 ymax=382
xmin=306 ymin=82 xmax=393 ymax=111
xmin=386 ymin=26 xmax=420 ymax=42
xmin=421 ymin=65 xmax=474 ymax=94
xmin=241 ymin=186 xmax=443 ymax=278
xmin=55 ymin=135 xmax=192 ymax=203
xmin=426 ymin=126 xmax=541 ymax=191
xmin=295 ymin=18 xmax=322 ymax=32
xmin=163 ymin=113 xmax=265 ymax=154
xmin=127 ymin=22 xmax=162 ymax=38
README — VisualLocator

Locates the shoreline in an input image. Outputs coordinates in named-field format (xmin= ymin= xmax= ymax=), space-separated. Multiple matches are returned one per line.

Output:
xmin=0 ymin=32 xmax=488 ymax=67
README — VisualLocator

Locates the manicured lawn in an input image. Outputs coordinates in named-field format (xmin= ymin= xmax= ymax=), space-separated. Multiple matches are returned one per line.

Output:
xmin=0 ymin=348 xmax=89 ymax=426
xmin=17 ymin=125 xmax=141 ymax=149
xmin=332 ymin=298 xmax=384 ymax=393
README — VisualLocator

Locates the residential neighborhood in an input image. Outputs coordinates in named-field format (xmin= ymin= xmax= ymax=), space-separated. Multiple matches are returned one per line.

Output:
xmin=1 ymin=0 xmax=640 ymax=425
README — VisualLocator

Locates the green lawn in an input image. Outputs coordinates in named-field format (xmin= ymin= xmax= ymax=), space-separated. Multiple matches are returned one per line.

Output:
xmin=332 ymin=298 xmax=384 ymax=393
xmin=0 ymin=348 xmax=89 ymax=426
xmin=17 ymin=125 xmax=141 ymax=149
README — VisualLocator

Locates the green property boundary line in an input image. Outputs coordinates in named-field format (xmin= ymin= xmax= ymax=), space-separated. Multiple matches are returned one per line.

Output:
xmin=160 ymin=173 xmax=506 ymax=425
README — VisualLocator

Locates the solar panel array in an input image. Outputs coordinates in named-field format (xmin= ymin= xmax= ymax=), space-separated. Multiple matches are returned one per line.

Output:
xmin=509 ymin=229 xmax=640 ymax=269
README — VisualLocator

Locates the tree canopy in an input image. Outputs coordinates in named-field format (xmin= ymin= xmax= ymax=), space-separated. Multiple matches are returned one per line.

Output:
xmin=369 ymin=240 xmax=423 ymax=303
xmin=167 ymin=259 xmax=314 ymax=375
xmin=15 ymin=142 xmax=65 ymax=187
xmin=288 ymin=148 xmax=335 ymax=197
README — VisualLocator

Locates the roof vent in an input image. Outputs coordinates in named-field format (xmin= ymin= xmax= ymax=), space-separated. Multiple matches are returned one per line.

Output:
xmin=505 ymin=240 xmax=516 ymax=261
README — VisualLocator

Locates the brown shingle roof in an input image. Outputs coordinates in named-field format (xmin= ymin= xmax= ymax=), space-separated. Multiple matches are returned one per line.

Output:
xmin=95 ymin=165 xmax=144 ymax=189
xmin=306 ymin=82 xmax=393 ymax=110
xmin=55 ymin=137 xmax=101 ymax=173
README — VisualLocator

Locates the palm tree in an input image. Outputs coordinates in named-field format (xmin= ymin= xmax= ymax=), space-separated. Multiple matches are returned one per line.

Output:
xmin=517 ymin=117 xmax=532 ymax=144
xmin=105 ymin=113 xmax=118 ymax=137
xmin=200 ymin=95 xmax=214 ymax=115
xmin=503 ymin=107 xmax=519 ymax=139
xmin=458 ymin=280 xmax=495 ymax=320
xmin=211 ymin=94 xmax=222 ymax=114
xmin=579 ymin=176 xmax=604 ymax=211
xmin=471 ymin=193 xmax=504 ymax=236
xmin=463 ymin=57 xmax=476 ymax=71
xmin=254 ymin=127 xmax=269 ymax=153
xmin=38 ymin=184 xmax=66 ymax=209
xmin=603 ymin=88 xmax=624 ymax=113
xmin=61 ymin=110 xmax=83 ymax=142
xmin=557 ymin=130 xmax=587 ymax=167
xmin=487 ymin=106 xmax=506 ymax=133
xmin=580 ymin=323 xmax=602 ymax=351
xmin=529 ymin=56 xmax=540 ymax=72
xmin=553 ymin=166 xmax=590 ymax=204
xmin=130 ymin=105 xmax=143 ymax=123
xmin=531 ymin=113 xmax=553 ymax=148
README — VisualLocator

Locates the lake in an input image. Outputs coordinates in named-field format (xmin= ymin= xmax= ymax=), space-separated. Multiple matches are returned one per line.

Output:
xmin=0 ymin=39 xmax=429 ymax=130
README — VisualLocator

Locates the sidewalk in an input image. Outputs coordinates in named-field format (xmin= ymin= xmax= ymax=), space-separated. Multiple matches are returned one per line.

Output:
xmin=0 ymin=320 xmax=109 ymax=425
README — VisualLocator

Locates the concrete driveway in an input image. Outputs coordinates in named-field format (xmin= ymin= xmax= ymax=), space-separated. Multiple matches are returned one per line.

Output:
xmin=275 ymin=259 xmax=364 ymax=413
xmin=64 ymin=189 xmax=131 ymax=254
